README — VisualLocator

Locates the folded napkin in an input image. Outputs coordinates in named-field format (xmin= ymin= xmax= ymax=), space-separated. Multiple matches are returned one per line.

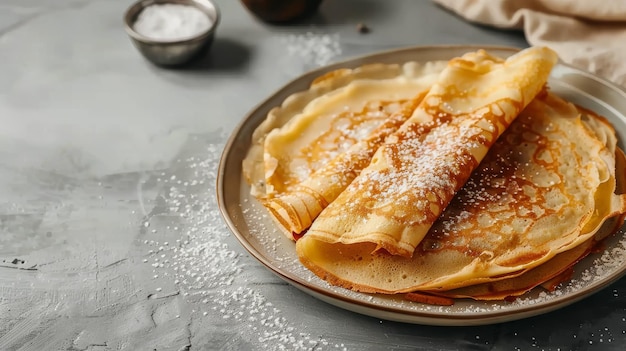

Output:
xmin=434 ymin=0 xmax=626 ymax=88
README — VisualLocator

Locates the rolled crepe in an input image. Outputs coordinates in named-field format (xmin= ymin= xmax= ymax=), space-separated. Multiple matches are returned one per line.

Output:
xmin=300 ymin=46 xmax=559 ymax=258
xmin=264 ymin=92 xmax=426 ymax=237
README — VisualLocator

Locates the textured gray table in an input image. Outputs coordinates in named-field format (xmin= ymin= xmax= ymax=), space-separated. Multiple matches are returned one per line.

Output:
xmin=1 ymin=0 xmax=625 ymax=350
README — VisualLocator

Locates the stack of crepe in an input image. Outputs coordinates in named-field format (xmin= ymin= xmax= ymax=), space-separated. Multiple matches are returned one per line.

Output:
xmin=242 ymin=46 xmax=626 ymax=303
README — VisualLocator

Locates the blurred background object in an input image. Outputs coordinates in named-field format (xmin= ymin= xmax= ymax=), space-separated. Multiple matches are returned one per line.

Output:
xmin=240 ymin=0 xmax=323 ymax=23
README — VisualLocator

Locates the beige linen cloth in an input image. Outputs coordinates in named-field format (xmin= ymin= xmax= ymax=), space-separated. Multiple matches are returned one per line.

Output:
xmin=434 ymin=0 xmax=626 ymax=88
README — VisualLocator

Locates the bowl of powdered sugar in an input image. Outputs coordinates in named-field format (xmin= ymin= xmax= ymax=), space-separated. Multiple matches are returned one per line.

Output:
xmin=124 ymin=0 xmax=220 ymax=66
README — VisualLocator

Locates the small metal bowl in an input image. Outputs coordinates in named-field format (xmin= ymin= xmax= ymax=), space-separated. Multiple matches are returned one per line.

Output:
xmin=124 ymin=0 xmax=220 ymax=66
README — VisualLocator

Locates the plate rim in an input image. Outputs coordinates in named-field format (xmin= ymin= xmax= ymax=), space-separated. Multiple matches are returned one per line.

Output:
xmin=216 ymin=44 xmax=626 ymax=326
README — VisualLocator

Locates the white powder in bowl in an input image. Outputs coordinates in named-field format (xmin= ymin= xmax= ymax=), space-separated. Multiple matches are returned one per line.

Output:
xmin=133 ymin=4 xmax=213 ymax=41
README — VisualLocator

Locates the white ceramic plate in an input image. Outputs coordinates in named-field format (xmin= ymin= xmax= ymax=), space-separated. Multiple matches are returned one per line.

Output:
xmin=217 ymin=46 xmax=626 ymax=326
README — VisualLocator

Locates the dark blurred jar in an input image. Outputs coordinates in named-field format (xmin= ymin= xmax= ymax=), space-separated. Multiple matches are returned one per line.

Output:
xmin=241 ymin=0 xmax=323 ymax=23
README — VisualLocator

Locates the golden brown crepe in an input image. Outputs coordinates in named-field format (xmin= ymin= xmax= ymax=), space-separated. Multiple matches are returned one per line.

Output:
xmin=301 ymin=46 xmax=559 ymax=258
xmin=243 ymin=46 xmax=626 ymax=302
xmin=296 ymin=91 xmax=626 ymax=294
xmin=428 ymin=215 xmax=624 ymax=301
xmin=427 ymin=119 xmax=626 ymax=301
xmin=429 ymin=239 xmax=594 ymax=301
xmin=242 ymin=60 xmax=448 ymax=235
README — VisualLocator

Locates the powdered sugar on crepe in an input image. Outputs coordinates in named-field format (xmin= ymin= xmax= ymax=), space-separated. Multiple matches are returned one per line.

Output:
xmin=361 ymin=122 xmax=483 ymax=217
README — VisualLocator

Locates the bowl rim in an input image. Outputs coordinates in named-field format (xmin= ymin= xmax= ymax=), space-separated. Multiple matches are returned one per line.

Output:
xmin=123 ymin=0 xmax=221 ymax=44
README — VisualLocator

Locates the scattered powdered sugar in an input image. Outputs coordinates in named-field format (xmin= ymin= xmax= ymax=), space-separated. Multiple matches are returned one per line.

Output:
xmin=554 ymin=231 xmax=626 ymax=292
xmin=140 ymin=142 xmax=339 ymax=350
xmin=282 ymin=32 xmax=342 ymax=68
xmin=135 ymin=138 xmax=626 ymax=350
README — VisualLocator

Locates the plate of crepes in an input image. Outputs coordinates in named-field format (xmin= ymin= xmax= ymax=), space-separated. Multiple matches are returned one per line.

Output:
xmin=218 ymin=45 xmax=626 ymax=326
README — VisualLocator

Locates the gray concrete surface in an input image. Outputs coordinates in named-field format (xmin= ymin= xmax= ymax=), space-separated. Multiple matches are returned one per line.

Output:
xmin=1 ymin=0 xmax=625 ymax=350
